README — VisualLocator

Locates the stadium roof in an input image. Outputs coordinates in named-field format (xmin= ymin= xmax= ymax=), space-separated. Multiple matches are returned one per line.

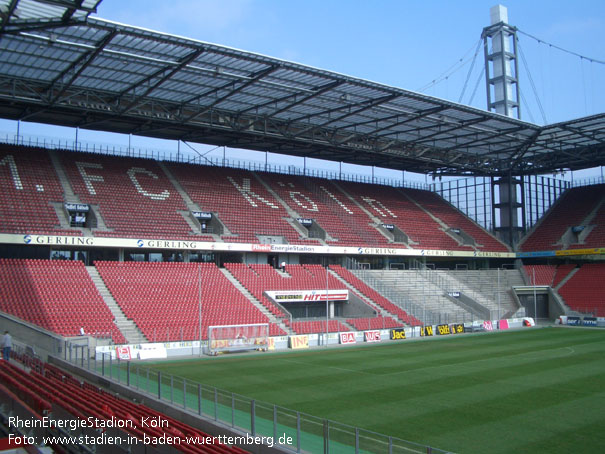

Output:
xmin=0 ymin=0 xmax=604 ymax=177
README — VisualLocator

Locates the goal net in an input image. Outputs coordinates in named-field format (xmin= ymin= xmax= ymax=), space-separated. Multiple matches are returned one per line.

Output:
xmin=206 ymin=323 xmax=269 ymax=356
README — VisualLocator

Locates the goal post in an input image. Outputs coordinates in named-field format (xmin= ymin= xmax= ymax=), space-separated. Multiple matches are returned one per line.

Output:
xmin=206 ymin=323 xmax=269 ymax=356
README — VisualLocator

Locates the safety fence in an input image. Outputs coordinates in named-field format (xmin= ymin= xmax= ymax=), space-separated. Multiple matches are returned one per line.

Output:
xmin=63 ymin=345 xmax=451 ymax=454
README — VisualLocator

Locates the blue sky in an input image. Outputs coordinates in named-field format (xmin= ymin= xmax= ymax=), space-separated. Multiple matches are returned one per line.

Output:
xmin=2 ymin=0 xmax=603 ymax=181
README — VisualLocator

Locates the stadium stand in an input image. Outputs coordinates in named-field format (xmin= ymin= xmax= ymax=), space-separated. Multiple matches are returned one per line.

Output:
xmin=346 ymin=316 xmax=403 ymax=331
xmin=0 ymin=259 xmax=125 ymax=343
xmin=573 ymin=194 xmax=605 ymax=248
xmin=329 ymin=265 xmax=420 ymax=325
xmin=167 ymin=164 xmax=315 ymax=244
xmin=224 ymin=263 xmax=368 ymax=334
xmin=0 ymin=359 xmax=249 ymax=454
xmin=288 ymin=319 xmax=350 ymax=334
xmin=60 ymin=152 xmax=197 ymax=240
xmin=520 ymin=185 xmax=605 ymax=251
xmin=95 ymin=261 xmax=285 ymax=341
xmin=0 ymin=145 xmax=80 ymax=236
xmin=406 ymin=189 xmax=509 ymax=252
xmin=224 ymin=263 xmax=290 ymax=319
xmin=260 ymin=174 xmax=392 ymax=247
xmin=0 ymin=145 xmax=511 ymax=251
xmin=337 ymin=181 xmax=473 ymax=250
xmin=557 ymin=263 xmax=605 ymax=316
xmin=552 ymin=264 xmax=578 ymax=288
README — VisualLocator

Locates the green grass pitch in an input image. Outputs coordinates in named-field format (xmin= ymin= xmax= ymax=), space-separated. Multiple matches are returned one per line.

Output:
xmin=147 ymin=327 xmax=605 ymax=453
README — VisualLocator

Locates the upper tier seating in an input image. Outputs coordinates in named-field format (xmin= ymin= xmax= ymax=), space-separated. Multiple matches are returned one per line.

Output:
xmin=0 ymin=145 xmax=79 ymax=236
xmin=0 ymin=145 xmax=514 ymax=252
xmin=95 ymin=261 xmax=285 ymax=341
xmin=337 ymin=181 xmax=473 ymax=250
xmin=521 ymin=185 xmax=605 ymax=251
xmin=571 ymin=192 xmax=605 ymax=248
xmin=167 ymin=164 xmax=317 ymax=244
xmin=259 ymin=174 xmax=392 ymax=247
xmin=1 ymin=360 xmax=248 ymax=454
xmin=558 ymin=263 xmax=605 ymax=317
xmin=407 ymin=189 xmax=509 ymax=251
xmin=0 ymin=259 xmax=125 ymax=343
xmin=61 ymin=152 xmax=199 ymax=240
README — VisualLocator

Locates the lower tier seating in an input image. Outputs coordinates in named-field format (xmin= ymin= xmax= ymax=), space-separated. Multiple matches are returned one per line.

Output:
xmin=288 ymin=319 xmax=350 ymax=334
xmin=0 ymin=359 xmax=248 ymax=454
xmin=329 ymin=265 xmax=421 ymax=325
xmin=558 ymin=263 xmax=605 ymax=317
xmin=95 ymin=261 xmax=286 ymax=341
xmin=346 ymin=316 xmax=403 ymax=331
xmin=0 ymin=259 xmax=125 ymax=344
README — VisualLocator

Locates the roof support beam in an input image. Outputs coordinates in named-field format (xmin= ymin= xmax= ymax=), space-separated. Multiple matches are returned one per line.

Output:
xmin=183 ymin=65 xmax=279 ymax=124
xmin=235 ymin=79 xmax=342 ymax=117
xmin=333 ymin=105 xmax=445 ymax=134
xmin=0 ymin=0 xmax=19 ymax=35
xmin=290 ymin=93 xmax=398 ymax=136
xmin=47 ymin=30 xmax=117 ymax=105
xmin=32 ymin=0 xmax=97 ymax=13
xmin=266 ymin=80 xmax=343 ymax=118
xmin=335 ymin=106 xmax=448 ymax=145
xmin=118 ymin=48 xmax=205 ymax=115
xmin=60 ymin=0 xmax=85 ymax=23
xmin=412 ymin=118 xmax=488 ymax=145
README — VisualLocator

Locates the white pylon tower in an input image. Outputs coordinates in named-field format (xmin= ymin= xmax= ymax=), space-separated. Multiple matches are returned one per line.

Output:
xmin=484 ymin=6 xmax=524 ymax=247
xmin=482 ymin=5 xmax=521 ymax=119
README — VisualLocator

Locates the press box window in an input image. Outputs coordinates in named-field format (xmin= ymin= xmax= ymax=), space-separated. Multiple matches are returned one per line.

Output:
xmin=65 ymin=203 xmax=90 ymax=228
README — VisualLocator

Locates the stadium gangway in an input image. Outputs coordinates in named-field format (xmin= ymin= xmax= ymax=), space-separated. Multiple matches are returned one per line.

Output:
xmin=60 ymin=343 xmax=453 ymax=454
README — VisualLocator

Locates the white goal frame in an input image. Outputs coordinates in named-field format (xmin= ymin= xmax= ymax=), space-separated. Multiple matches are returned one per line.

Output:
xmin=205 ymin=323 xmax=269 ymax=356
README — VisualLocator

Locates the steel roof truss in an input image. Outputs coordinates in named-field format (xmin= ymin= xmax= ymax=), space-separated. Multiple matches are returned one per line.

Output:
xmin=118 ymin=48 xmax=204 ymax=115
xmin=291 ymin=93 xmax=399 ymax=136
xmin=182 ymin=64 xmax=279 ymax=124
xmin=47 ymin=29 xmax=116 ymax=105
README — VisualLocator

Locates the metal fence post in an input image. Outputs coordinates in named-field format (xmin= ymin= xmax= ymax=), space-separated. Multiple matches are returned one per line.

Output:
xmin=389 ymin=436 xmax=392 ymax=454
xmin=87 ymin=347 xmax=90 ymax=371
xmin=127 ymin=361 xmax=130 ymax=387
xmin=214 ymin=388 xmax=218 ymax=421
xmin=109 ymin=354 xmax=112 ymax=379
xmin=231 ymin=394 xmax=235 ymax=428
xmin=198 ymin=384 xmax=202 ymax=415
xmin=323 ymin=420 xmax=329 ymax=454
xmin=81 ymin=346 xmax=84 ymax=367
xmin=170 ymin=375 xmax=174 ymax=404
xmin=183 ymin=379 xmax=187 ymax=409
xmin=251 ymin=400 xmax=256 ymax=436
xmin=158 ymin=372 xmax=161 ymax=399
xmin=297 ymin=412 xmax=301 ymax=454
xmin=355 ymin=428 xmax=359 ymax=454
xmin=273 ymin=406 xmax=277 ymax=441
xmin=101 ymin=353 xmax=105 ymax=376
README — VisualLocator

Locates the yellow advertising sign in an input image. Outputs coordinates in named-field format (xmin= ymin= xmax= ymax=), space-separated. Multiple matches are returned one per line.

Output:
xmin=555 ymin=248 xmax=605 ymax=257
xmin=289 ymin=335 xmax=309 ymax=350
